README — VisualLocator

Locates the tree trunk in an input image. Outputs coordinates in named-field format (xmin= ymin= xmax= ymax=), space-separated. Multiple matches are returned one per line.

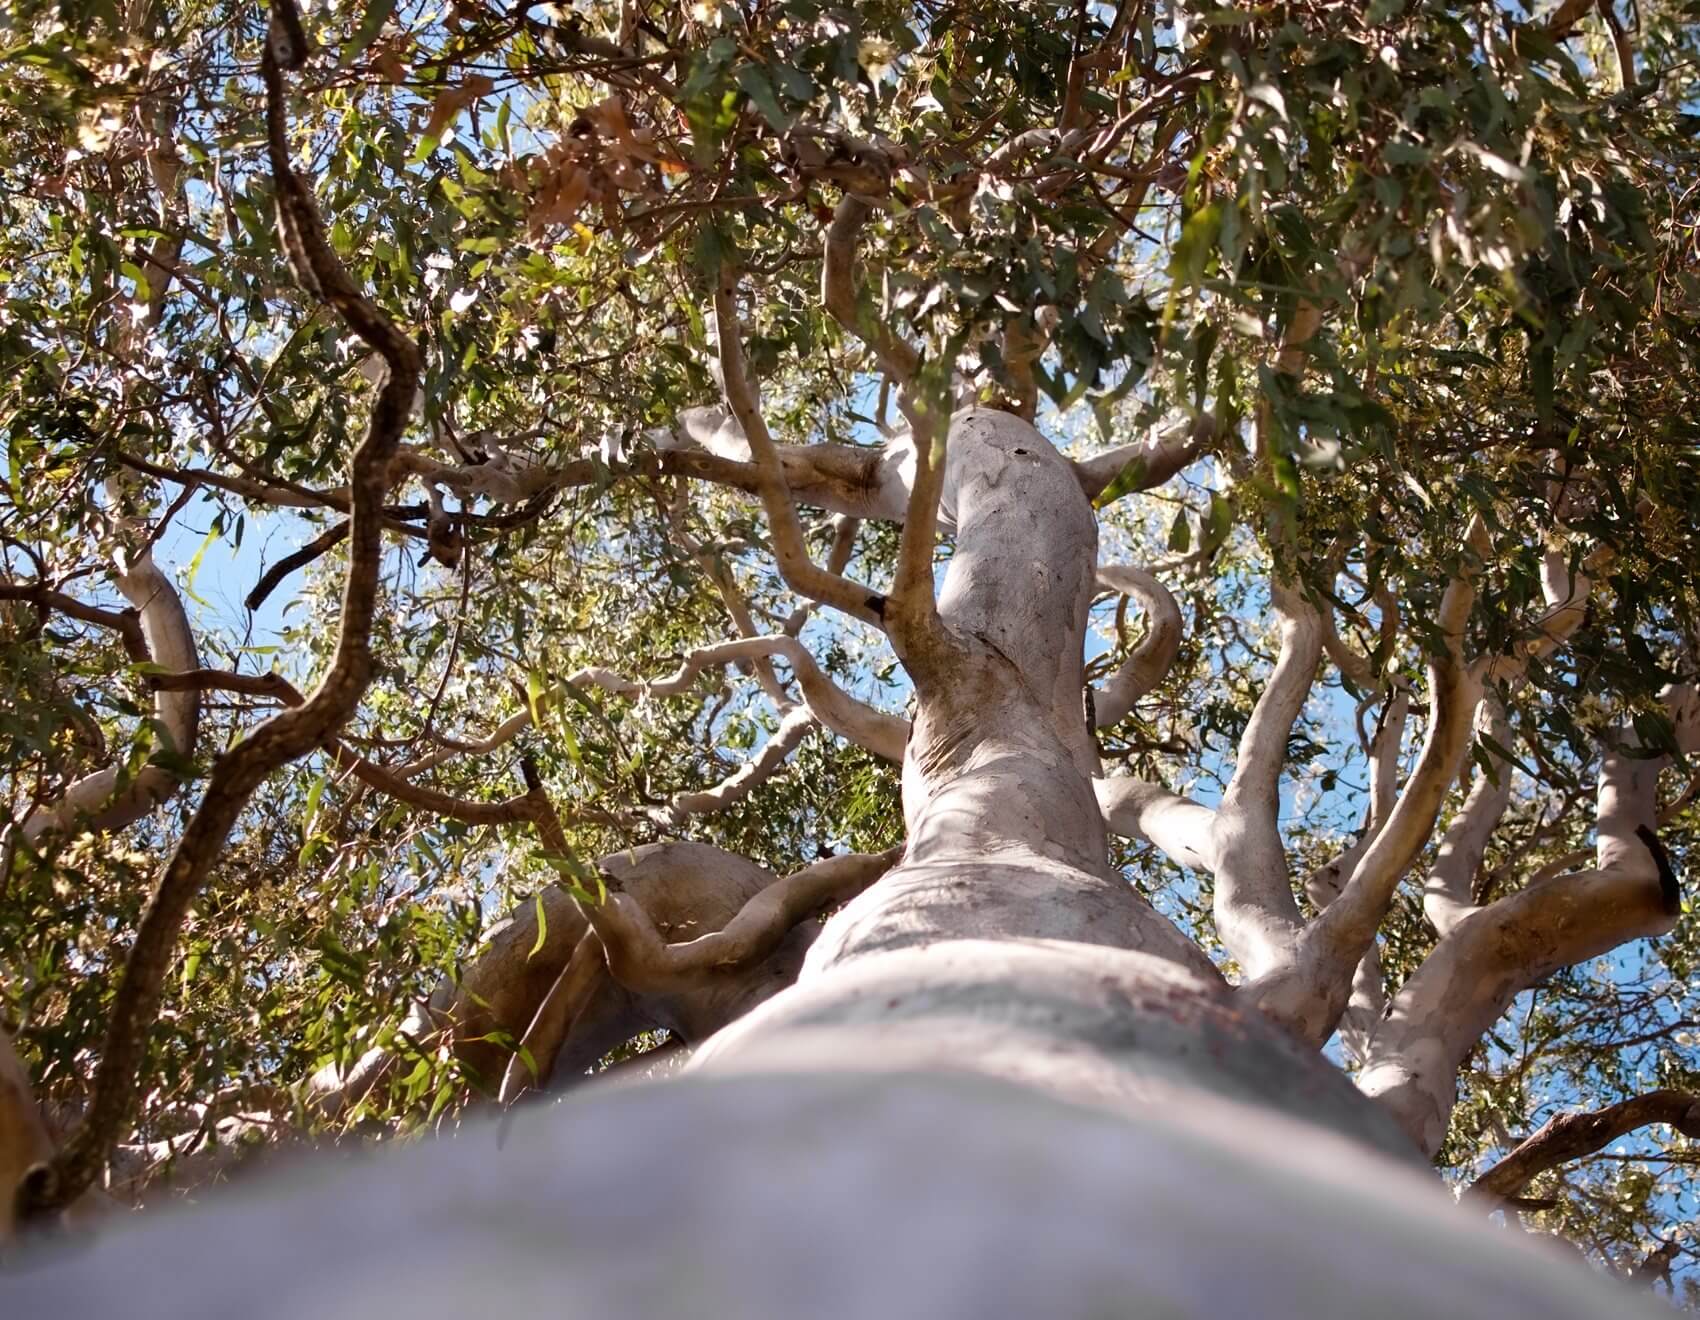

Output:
xmin=692 ymin=409 xmax=1415 ymax=1160
xmin=5 ymin=409 xmax=1670 ymax=1319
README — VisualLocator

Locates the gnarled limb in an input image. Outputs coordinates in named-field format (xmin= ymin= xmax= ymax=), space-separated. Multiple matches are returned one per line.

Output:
xmin=13 ymin=17 xmax=423 ymax=1221
xmin=1092 ymin=565 xmax=1182 ymax=729
xmin=1469 ymin=1090 xmax=1700 ymax=1207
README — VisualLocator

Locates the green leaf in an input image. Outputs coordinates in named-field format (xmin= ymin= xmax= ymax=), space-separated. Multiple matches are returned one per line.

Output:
xmin=182 ymin=522 xmax=219 ymax=606
xmin=735 ymin=64 xmax=790 ymax=131
xmin=526 ymin=670 xmax=548 ymax=730
xmin=527 ymin=892 xmax=547 ymax=960
xmin=1200 ymin=492 xmax=1233 ymax=554
xmin=1092 ymin=457 xmax=1147 ymax=510
xmin=341 ymin=0 xmax=397 ymax=65
xmin=303 ymin=773 xmax=327 ymax=833
xmin=1167 ymin=508 xmax=1191 ymax=553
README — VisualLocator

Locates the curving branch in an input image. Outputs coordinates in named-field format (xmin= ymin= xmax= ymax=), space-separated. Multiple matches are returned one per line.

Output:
xmin=1071 ymin=413 xmax=1216 ymax=506
xmin=146 ymin=668 xmax=632 ymax=833
xmin=1469 ymin=1091 xmax=1700 ymax=1207
xmin=822 ymin=196 xmax=919 ymax=384
xmin=573 ymin=847 xmax=901 ymax=996
xmin=1300 ymin=687 xmax=1410 ymax=1065
xmin=14 ymin=13 xmax=423 ymax=1221
xmin=781 ymin=515 xmax=861 ymax=637
xmin=1209 ymin=581 xmax=1317 ymax=979
xmin=13 ymin=542 xmax=201 ymax=845
xmin=883 ymin=403 xmax=959 ymax=678
xmin=1358 ymin=684 xmax=1700 ymax=1154
xmin=1091 ymin=565 xmax=1182 ymax=729
xmin=655 ymin=705 xmax=818 ymax=828
xmin=1422 ymin=695 xmax=1516 ymax=939
xmin=652 ymin=408 xmax=913 ymax=522
xmin=1094 ymin=777 xmax=1218 ymax=873
xmin=396 ymin=631 xmax=906 ymax=787
xmin=649 ymin=636 xmax=907 ymax=763
xmin=1245 ymin=521 xmax=1490 ymax=1043
xmin=245 ymin=519 xmax=349 ymax=612
xmin=1314 ymin=578 xmax=1398 ymax=696
xmin=711 ymin=278 xmax=884 ymax=628
xmin=0 ymin=582 xmax=145 ymax=657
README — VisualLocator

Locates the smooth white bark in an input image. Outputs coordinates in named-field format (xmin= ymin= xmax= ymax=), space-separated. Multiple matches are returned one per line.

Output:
xmin=22 ymin=544 xmax=200 ymax=842
xmin=1359 ymin=685 xmax=1699 ymax=1153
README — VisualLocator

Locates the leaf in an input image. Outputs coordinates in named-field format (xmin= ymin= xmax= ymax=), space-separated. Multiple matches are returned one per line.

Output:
xmin=1245 ymin=82 xmax=1287 ymax=120
xmin=341 ymin=0 xmax=397 ymax=65
xmin=734 ymin=64 xmax=789 ymax=131
xmin=526 ymin=670 xmax=548 ymax=730
xmin=1091 ymin=455 xmax=1149 ymax=510
xmin=303 ymin=772 xmax=328 ymax=833
xmin=1478 ymin=732 xmax=1537 ymax=780
xmin=527 ymin=892 xmax=547 ymax=960
xmin=1200 ymin=492 xmax=1233 ymax=554
xmin=1167 ymin=508 xmax=1191 ymax=553
xmin=420 ymin=77 xmax=495 ymax=150
xmin=183 ymin=523 xmax=219 ymax=606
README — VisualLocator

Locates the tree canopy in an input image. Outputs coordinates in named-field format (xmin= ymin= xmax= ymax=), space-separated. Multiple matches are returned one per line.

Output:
xmin=2 ymin=0 xmax=1699 ymax=1301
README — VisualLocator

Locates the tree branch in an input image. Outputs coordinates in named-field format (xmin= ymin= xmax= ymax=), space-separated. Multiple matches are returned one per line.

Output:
xmin=15 ymin=538 xmax=201 ymax=844
xmin=822 ymin=195 xmax=919 ymax=384
xmin=1246 ymin=521 xmax=1489 ymax=1043
xmin=1359 ymin=684 xmax=1699 ymax=1153
xmin=1071 ymin=413 xmax=1215 ymax=505
xmin=245 ymin=520 xmax=349 ymax=612
xmin=1422 ymin=695 xmax=1516 ymax=938
xmin=1095 ymin=777 xmax=1218 ymax=873
xmin=1470 ymin=1091 xmax=1700 ymax=1206
xmin=1209 ymin=581 xmax=1317 ymax=978
xmin=497 ymin=929 xmax=608 ymax=1105
xmin=14 ymin=13 xmax=422 ymax=1220
xmin=1092 ymin=565 xmax=1183 ymax=728
xmin=711 ymin=277 xmax=884 ymax=628
xmin=572 ymin=847 xmax=901 ymax=996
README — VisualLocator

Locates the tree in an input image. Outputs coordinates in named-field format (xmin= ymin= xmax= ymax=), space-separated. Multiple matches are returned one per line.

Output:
xmin=1 ymin=0 xmax=1699 ymax=1308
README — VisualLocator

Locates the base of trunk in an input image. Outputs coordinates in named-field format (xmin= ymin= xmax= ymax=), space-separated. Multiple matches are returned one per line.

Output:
xmin=695 ymin=936 xmax=1419 ymax=1163
xmin=7 ymin=1068 xmax=1661 ymax=1319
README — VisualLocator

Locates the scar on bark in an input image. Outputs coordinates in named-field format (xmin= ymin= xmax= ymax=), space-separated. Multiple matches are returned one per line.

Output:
xmin=1635 ymin=824 xmax=1681 ymax=916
